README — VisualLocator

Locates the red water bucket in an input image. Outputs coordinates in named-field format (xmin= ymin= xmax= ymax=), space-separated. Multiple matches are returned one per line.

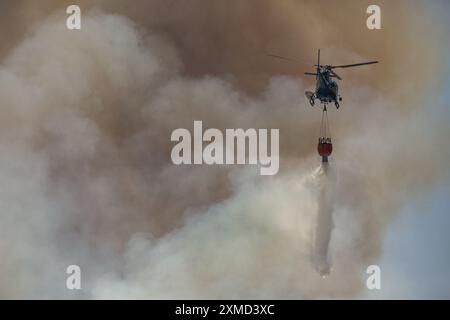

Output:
xmin=318 ymin=140 xmax=332 ymax=157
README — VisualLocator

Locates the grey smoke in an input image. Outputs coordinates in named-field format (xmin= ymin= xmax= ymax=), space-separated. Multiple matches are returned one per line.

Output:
xmin=0 ymin=4 xmax=448 ymax=299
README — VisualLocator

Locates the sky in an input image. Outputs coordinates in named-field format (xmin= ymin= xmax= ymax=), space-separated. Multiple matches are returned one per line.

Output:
xmin=376 ymin=184 xmax=450 ymax=299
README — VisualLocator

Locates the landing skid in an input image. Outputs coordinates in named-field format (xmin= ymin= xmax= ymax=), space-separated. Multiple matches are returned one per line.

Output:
xmin=305 ymin=91 xmax=315 ymax=107
xmin=305 ymin=91 xmax=342 ymax=109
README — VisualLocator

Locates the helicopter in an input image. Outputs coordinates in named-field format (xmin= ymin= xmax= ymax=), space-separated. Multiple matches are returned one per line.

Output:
xmin=268 ymin=50 xmax=378 ymax=109
xmin=305 ymin=49 xmax=378 ymax=109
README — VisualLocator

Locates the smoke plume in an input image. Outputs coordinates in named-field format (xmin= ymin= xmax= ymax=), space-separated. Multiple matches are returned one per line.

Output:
xmin=0 ymin=1 xmax=449 ymax=299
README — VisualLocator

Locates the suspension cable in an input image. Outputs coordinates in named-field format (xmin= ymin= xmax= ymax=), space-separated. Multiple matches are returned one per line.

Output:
xmin=325 ymin=107 xmax=331 ymax=139
xmin=319 ymin=105 xmax=332 ymax=140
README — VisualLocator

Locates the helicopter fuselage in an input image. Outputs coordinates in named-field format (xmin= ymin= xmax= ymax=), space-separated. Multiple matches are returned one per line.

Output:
xmin=301 ymin=49 xmax=378 ymax=109
xmin=315 ymin=71 xmax=338 ymax=104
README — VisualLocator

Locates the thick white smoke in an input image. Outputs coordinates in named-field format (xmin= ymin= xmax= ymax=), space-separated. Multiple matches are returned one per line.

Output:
xmin=0 ymin=9 xmax=448 ymax=299
xmin=91 ymin=165 xmax=360 ymax=299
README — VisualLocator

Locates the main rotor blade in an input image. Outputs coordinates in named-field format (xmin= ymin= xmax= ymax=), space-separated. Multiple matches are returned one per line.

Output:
xmin=304 ymin=72 xmax=317 ymax=76
xmin=317 ymin=49 xmax=321 ymax=80
xmin=266 ymin=53 xmax=313 ymax=68
xmin=267 ymin=54 xmax=300 ymax=64
xmin=330 ymin=61 xmax=378 ymax=69
xmin=317 ymin=49 xmax=321 ymax=69
xmin=329 ymin=69 xmax=342 ymax=80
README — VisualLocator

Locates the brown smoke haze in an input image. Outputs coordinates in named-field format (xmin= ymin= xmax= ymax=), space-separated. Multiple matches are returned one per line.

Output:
xmin=0 ymin=0 xmax=449 ymax=298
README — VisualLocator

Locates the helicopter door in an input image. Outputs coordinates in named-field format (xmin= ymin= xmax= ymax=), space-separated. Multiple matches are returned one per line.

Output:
xmin=329 ymin=81 xmax=338 ymax=95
